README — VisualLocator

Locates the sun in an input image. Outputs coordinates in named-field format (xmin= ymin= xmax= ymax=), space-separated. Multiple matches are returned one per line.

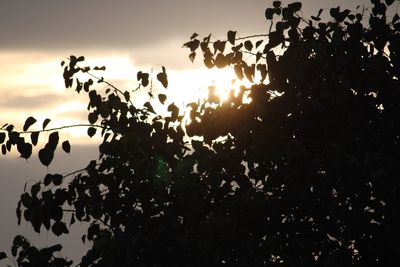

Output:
xmin=166 ymin=67 xmax=251 ymax=106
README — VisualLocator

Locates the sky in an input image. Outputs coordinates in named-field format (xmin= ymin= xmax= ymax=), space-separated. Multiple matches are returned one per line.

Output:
xmin=0 ymin=0 xmax=375 ymax=263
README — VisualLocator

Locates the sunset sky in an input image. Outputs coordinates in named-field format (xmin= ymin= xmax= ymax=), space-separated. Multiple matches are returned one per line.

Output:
xmin=0 ymin=0 xmax=372 ymax=262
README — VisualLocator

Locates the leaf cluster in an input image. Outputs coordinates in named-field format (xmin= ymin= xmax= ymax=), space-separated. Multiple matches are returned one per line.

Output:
xmin=2 ymin=0 xmax=400 ymax=266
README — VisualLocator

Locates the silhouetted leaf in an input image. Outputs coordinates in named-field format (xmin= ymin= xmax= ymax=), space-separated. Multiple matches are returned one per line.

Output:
xmin=30 ymin=183 xmax=40 ymax=197
xmin=94 ymin=66 xmax=106 ymax=71
xmin=5 ymin=124 xmax=13 ymax=132
xmin=38 ymin=146 xmax=54 ymax=167
xmin=234 ymin=64 xmax=244 ymax=80
xmin=244 ymin=40 xmax=253 ymax=51
xmin=53 ymin=174 xmax=63 ymax=186
xmin=157 ymin=68 xmax=168 ymax=88
xmin=88 ymin=113 xmax=98 ymax=124
xmin=385 ymin=0 xmax=395 ymax=6
xmin=48 ymin=132 xmax=59 ymax=150
xmin=0 ymin=251 xmax=7 ymax=260
xmin=213 ymin=40 xmax=226 ymax=53
xmin=17 ymin=141 xmax=32 ymax=160
xmin=62 ymin=141 xmax=71 ymax=154
xmin=23 ymin=116 xmax=37 ymax=131
xmin=0 ymin=132 xmax=5 ymax=144
xmin=190 ymin=33 xmax=199 ymax=39
xmin=393 ymin=13 xmax=400 ymax=24
xmin=227 ymin=30 xmax=236 ymax=45
xmin=183 ymin=39 xmax=200 ymax=51
xmin=87 ymin=127 xmax=96 ymax=138
xmin=52 ymin=221 xmax=69 ymax=236
xmin=31 ymin=131 xmax=39 ymax=146
xmin=273 ymin=1 xmax=281 ymax=8
xmin=144 ymin=102 xmax=156 ymax=114
xmin=265 ymin=8 xmax=275 ymax=20
xmin=44 ymin=174 xmax=52 ymax=186
xmin=158 ymin=94 xmax=167 ymax=104
xmin=43 ymin=118 xmax=51 ymax=130
xmin=124 ymin=91 xmax=130 ymax=102
xmin=288 ymin=2 xmax=302 ymax=12
xmin=189 ymin=51 xmax=196 ymax=62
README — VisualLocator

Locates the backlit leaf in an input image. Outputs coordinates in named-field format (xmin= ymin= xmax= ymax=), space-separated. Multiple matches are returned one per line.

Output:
xmin=43 ymin=118 xmax=51 ymax=130
xmin=0 ymin=252 xmax=7 ymax=260
xmin=158 ymin=94 xmax=167 ymax=105
xmin=31 ymin=131 xmax=39 ymax=146
xmin=52 ymin=221 xmax=69 ymax=236
xmin=88 ymin=127 xmax=97 ymax=138
xmin=0 ymin=132 xmax=5 ymax=144
xmin=38 ymin=146 xmax=54 ymax=166
xmin=23 ymin=116 xmax=37 ymax=131
xmin=157 ymin=69 xmax=168 ymax=88
xmin=227 ymin=30 xmax=236 ymax=45
xmin=62 ymin=140 xmax=71 ymax=154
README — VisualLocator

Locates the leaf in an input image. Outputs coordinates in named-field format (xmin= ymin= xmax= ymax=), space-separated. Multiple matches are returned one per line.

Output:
xmin=30 ymin=183 xmax=40 ymax=197
xmin=227 ymin=30 xmax=236 ymax=45
xmin=53 ymin=174 xmax=63 ymax=186
xmin=234 ymin=64 xmax=244 ymax=80
xmin=70 ymin=213 xmax=75 ymax=225
xmin=44 ymin=174 xmax=52 ymax=186
xmin=190 ymin=33 xmax=199 ymax=39
xmin=43 ymin=118 xmax=51 ymax=130
xmin=0 ymin=252 xmax=7 ymax=260
xmin=62 ymin=141 xmax=71 ymax=154
xmin=5 ymin=125 xmax=14 ymax=132
xmin=124 ymin=91 xmax=130 ymax=102
xmin=183 ymin=39 xmax=200 ymax=52
xmin=273 ymin=1 xmax=281 ymax=8
xmin=87 ymin=127 xmax=97 ymax=138
xmin=31 ymin=131 xmax=39 ymax=146
xmin=157 ymin=69 xmax=168 ymax=88
xmin=17 ymin=141 xmax=32 ymax=160
xmin=52 ymin=221 xmax=69 ymax=236
xmin=0 ymin=132 xmax=5 ymax=144
xmin=385 ymin=0 xmax=395 ymax=5
xmin=144 ymin=102 xmax=156 ymax=114
xmin=16 ymin=201 xmax=21 ymax=225
xmin=137 ymin=72 xmax=149 ymax=87
xmin=288 ymin=2 xmax=302 ymax=12
xmin=48 ymin=132 xmax=59 ymax=150
xmin=244 ymin=40 xmax=253 ymax=51
xmin=215 ymin=53 xmax=228 ymax=68
xmin=265 ymin=8 xmax=275 ymax=20
xmin=38 ymin=146 xmax=54 ymax=166
xmin=158 ymin=94 xmax=167 ymax=105
xmin=213 ymin=40 xmax=226 ymax=53
xmin=88 ymin=113 xmax=98 ymax=124
xmin=93 ymin=66 xmax=106 ymax=71
xmin=23 ymin=116 xmax=37 ymax=131
xmin=393 ymin=13 xmax=399 ymax=24
xmin=189 ymin=51 xmax=196 ymax=62
xmin=311 ymin=16 xmax=321 ymax=21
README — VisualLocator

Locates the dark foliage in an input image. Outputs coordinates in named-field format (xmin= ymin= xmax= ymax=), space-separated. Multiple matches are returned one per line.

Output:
xmin=1 ymin=0 xmax=400 ymax=266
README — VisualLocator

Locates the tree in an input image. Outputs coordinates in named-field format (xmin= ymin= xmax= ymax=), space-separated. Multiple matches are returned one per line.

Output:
xmin=1 ymin=0 xmax=400 ymax=266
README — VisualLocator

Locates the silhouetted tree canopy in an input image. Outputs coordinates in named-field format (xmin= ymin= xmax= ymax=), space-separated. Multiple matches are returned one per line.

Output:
xmin=1 ymin=0 xmax=400 ymax=266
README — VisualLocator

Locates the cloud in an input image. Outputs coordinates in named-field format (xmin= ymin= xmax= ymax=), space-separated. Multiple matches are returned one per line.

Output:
xmin=0 ymin=93 xmax=66 ymax=110
xmin=0 ymin=0 xmax=269 ymax=50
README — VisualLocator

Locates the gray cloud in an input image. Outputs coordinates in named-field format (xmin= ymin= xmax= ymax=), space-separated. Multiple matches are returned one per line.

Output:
xmin=0 ymin=0 xmax=270 ymax=50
